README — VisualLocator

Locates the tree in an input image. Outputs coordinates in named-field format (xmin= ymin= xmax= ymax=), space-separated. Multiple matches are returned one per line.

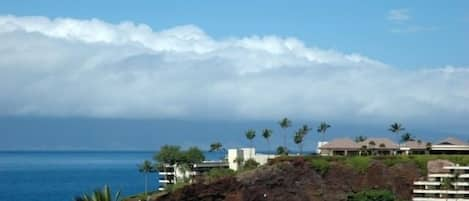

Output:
xmin=294 ymin=130 xmax=305 ymax=155
xmin=243 ymin=158 xmax=260 ymax=170
xmin=355 ymin=135 xmax=368 ymax=142
xmin=276 ymin=146 xmax=287 ymax=155
xmin=74 ymin=185 xmax=121 ymax=201
xmin=154 ymin=145 xmax=183 ymax=165
xmin=209 ymin=142 xmax=223 ymax=152
xmin=279 ymin=117 xmax=292 ymax=153
xmin=388 ymin=122 xmax=405 ymax=146
xmin=183 ymin=146 xmax=205 ymax=166
xmin=262 ymin=129 xmax=273 ymax=154
xmin=426 ymin=142 xmax=432 ymax=154
xmin=138 ymin=160 xmax=156 ymax=196
xmin=245 ymin=129 xmax=256 ymax=148
xmin=317 ymin=122 xmax=331 ymax=142
xmin=400 ymin=132 xmax=414 ymax=143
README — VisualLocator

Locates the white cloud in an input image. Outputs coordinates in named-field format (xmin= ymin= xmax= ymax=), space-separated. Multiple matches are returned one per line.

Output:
xmin=0 ymin=15 xmax=468 ymax=124
xmin=387 ymin=9 xmax=410 ymax=22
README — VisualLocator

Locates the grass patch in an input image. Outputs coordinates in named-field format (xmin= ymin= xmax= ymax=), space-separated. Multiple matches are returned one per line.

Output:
xmin=345 ymin=157 xmax=371 ymax=173
xmin=310 ymin=158 xmax=330 ymax=174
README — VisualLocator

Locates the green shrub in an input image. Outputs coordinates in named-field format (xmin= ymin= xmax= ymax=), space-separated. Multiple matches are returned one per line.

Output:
xmin=345 ymin=157 xmax=371 ymax=173
xmin=205 ymin=168 xmax=235 ymax=181
xmin=243 ymin=158 xmax=260 ymax=170
xmin=347 ymin=189 xmax=395 ymax=201
xmin=310 ymin=158 xmax=330 ymax=174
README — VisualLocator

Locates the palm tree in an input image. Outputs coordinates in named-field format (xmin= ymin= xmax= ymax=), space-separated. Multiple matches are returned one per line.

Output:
xmin=355 ymin=135 xmax=368 ymax=142
xmin=262 ymin=129 xmax=273 ymax=154
xmin=426 ymin=142 xmax=432 ymax=154
xmin=245 ymin=129 xmax=256 ymax=149
xmin=294 ymin=130 xmax=305 ymax=155
xmin=389 ymin=122 xmax=405 ymax=147
xmin=138 ymin=160 xmax=155 ymax=196
xmin=74 ymin=185 xmax=121 ymax=201
xmin=209 ymin=142 xmax=223 ymax=152
xmin=369 ymin=141 xmax=376 ymax=155
xmin=279 ymin=117 xmax=292 ymax=153
xmin=317 ymin=122 xmax=331 ymax=143
xmin=401 ymin=132 xmax=414 ymax=143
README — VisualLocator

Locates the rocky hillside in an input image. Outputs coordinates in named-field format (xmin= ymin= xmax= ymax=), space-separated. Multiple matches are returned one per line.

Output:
xmin=153 ymin=157 xmax=423 ymax=201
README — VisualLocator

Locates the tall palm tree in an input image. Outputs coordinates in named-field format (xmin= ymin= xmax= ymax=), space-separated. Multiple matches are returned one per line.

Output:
xmin=138 ymin=160 xmax=155 ymax=196
xmin=262 ymin=129 xmax=273 ymax=154
xmin=209 ymin=142 xmax=223 ymax=152
xmin=74 ymin=185 xmax=121 ymax=201
xmin=294 ymin=130 xmax=305 ymax=155
xmin=317 ymin=122 xmax=331 ymax=142
xmin=389 ymin=122 xmax=405 ymax=147
xmin=245 ymin=129 xmax=256 ymax=149
xmin=279 ymin=117 xmax=292 ymax=152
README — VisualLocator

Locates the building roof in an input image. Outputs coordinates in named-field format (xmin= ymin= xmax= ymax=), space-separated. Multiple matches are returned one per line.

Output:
xmin=320 ymin=138 xmax=361 ymax=149
xmin=437 ymin=137 xmax=467 ymax=145
xmin=402 ymin=140 xmax=428 ymax=149
xmin=358 ymin=138 xmax=398 ymax=149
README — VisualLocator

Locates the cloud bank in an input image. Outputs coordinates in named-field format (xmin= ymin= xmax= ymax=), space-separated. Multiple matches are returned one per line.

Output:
xmin=0 ymin=15 xmax=468 ymax=123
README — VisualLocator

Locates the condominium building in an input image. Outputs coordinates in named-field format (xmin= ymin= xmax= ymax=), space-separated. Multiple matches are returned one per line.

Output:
xmin=413 ymin=165 xmax=469 ymax=201
xmin=319 ymin=137 xmax=469 ymax=156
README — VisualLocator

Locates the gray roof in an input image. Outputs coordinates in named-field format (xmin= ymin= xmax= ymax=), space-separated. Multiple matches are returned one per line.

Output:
xmin=358 ymin=138 xmax=398 ymax=149
xmin=320 ymin=138 xmax=361 ymax=149
xmin=437 ymin=137 xmax=467 ymax=145
xmin=402 ymin=140 xmax=428 ymax=149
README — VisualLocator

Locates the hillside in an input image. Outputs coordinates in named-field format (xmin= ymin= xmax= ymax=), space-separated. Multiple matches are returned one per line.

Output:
xmin=152 ymin=156 xmax=427 ymax=201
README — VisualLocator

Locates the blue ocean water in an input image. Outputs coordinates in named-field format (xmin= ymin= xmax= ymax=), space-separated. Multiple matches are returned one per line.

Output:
xmin=0 ymin=151 xmax=224 ymax=201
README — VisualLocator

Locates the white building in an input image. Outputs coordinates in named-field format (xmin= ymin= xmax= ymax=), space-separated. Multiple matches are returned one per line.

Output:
xmin=227 ymin=148 xmax=275 ymax=171
xmin=413 ymin=165 xmax=469 ymax=201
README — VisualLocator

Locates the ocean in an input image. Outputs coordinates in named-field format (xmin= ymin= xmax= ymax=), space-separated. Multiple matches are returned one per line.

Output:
xmin=0 ymin=151 xmax=224 ymax=201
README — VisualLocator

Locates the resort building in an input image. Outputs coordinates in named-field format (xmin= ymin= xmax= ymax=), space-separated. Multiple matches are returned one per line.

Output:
xmin=227 ymin=148 xmax=275 ymax=171
xmin=319 ymin=138 xmax=400 ymax=156
xmin=158 ymin=147 xmax=275 ymax=191
xmin=413 ymin=162 xmax=469 ymax=201
xmin=431 ymin=138 xmax=469 ymax=155
xmin=319 ymin=137 xmax=468 ymax=156
xmin=158 ymin=160 xmax=229 ymax=191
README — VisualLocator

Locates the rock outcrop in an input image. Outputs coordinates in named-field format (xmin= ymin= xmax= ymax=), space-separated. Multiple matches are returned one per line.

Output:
xmin=154 ymin=157 xmax=422 ymax=201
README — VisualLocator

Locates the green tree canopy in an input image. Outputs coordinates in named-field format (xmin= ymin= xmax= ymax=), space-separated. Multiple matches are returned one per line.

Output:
xmin=183 ymin=146 xmax=205 ymax=165
xmin=154 ymin=145 xmax=183 ymax=165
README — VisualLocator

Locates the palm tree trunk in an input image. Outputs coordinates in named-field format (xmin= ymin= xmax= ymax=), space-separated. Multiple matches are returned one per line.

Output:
xmin=144 ymin=173 xmax=148 ymax=196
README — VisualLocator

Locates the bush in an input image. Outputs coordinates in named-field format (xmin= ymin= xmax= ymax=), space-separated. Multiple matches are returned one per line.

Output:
xmin=205 ymin=168 xmax=235 ymax=182
xmin=310 ymin=158 xmax=330 ymax=174
xmin=345 ymin=157 xmax=371 ymax=173
xmin=347 ymin=189 xmax=395 ymax=201
xmin=243 ymin=159 xmax=260 ymax=170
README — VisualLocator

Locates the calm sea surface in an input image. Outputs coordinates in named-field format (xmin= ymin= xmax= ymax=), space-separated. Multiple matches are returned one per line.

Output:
xmin=0 ymin=151 xmax=224 ymax=201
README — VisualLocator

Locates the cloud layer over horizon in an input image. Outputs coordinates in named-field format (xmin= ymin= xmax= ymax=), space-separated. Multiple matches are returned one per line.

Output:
xmin=0 ymin=15 xmax=468 ymax=124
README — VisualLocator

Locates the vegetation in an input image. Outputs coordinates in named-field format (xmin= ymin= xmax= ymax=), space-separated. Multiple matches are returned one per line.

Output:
xmin=276 ymin=146 xmax=288 ymax=155
xmin=294 ymin=129 xmax=305 ymax=155
xmin=74 ymin=185 xmax=121 ymax=201
xmin=401 ymin=132 xmax=415 ymax=143
xmin=209 ymin=142 xmax=223 ymax=152
xmin=347 ymin=189 xmax=395 ymax=201
xmin=278 ymin=117 xmax=292 ymax=154
xmin=138 ymin=160 xmax=156 ymax=196
xmin=262 ymin=128 xmax=273 ymax=153
xmin=204 ymin=168 xmax=235 ymax=182
xmin=245 ymin=129 xmax=256 ymax=148
xmin=310 ymin=158 xmax=330 ymax=175
xmin=317 ymin=122 xmax=331 ymax=149
xmin=355 ymin=135 xmax=368 ymax=142
xmin=388 ymin=122 xmax=405 ymax=146
xmin=242 ymin=158 xmax=260 ymax=170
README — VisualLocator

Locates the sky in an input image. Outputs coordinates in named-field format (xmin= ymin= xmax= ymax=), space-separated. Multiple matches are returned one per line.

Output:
xmin=0 ymin=1 xmax=468 ymax=151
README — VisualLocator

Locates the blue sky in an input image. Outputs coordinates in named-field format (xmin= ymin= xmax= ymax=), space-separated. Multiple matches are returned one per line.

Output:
xmin=0 ymin=1 xmax=468 ymax=151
